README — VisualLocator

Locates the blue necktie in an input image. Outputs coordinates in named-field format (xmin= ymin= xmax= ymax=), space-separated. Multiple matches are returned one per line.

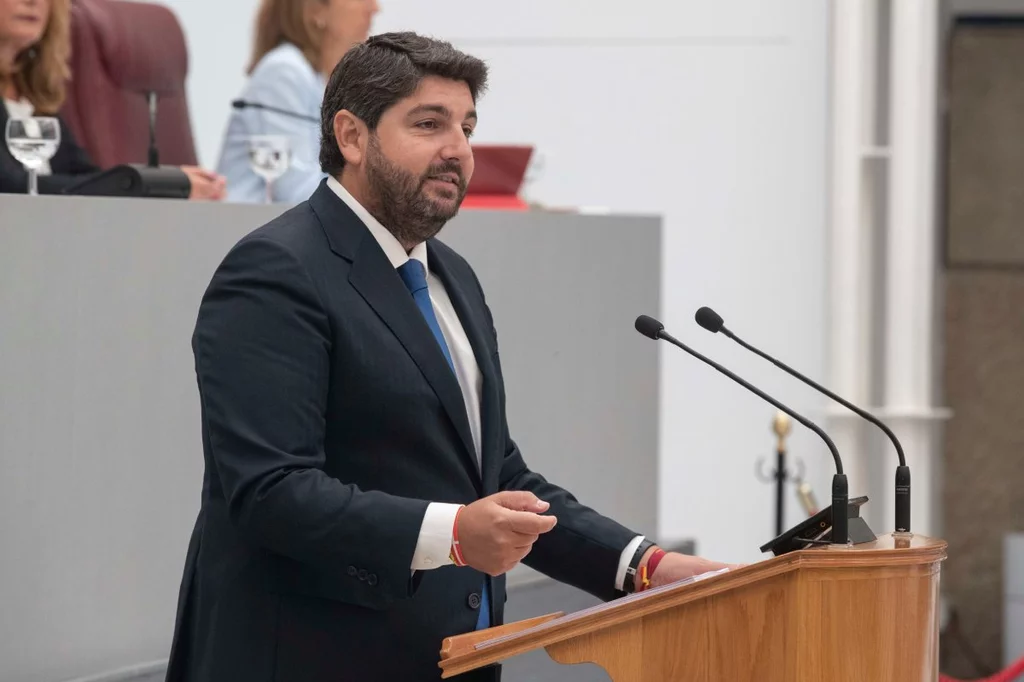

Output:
xmin=396 ymin=259 xmax=491 ymax=631
xmin=397 ymin=260 xmax=455 ymax=372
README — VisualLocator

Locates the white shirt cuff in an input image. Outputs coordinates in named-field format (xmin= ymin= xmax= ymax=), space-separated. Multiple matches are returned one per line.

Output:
xmin=614 ymin=535 xmax=646 ymax=591
xmin=410 ymin=502 xmax=462 ymax=571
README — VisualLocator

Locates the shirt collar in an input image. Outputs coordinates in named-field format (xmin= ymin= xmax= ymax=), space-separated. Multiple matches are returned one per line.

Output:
xmin=327 ymin=176 xmax=428 ymax=273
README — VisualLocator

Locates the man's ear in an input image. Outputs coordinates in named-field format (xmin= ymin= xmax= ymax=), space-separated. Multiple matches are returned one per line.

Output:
xmin=334 ymin=110 xmax=368 ymax=166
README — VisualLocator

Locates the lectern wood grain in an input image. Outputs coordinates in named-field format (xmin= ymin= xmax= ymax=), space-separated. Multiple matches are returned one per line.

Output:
xmin=639 ymin=600 xmax=711 ymax=682
xmin=547 ymin=620 xmax=644 ymax=681
xmin=439 ymin=533 xmax=946 ymax=681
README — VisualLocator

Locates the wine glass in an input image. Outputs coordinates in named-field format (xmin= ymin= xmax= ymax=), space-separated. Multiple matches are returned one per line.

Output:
xmin=5 ymin=117 xmax=61 ymax=196
xmin=248 ymin=135 xmax=291 ymax=204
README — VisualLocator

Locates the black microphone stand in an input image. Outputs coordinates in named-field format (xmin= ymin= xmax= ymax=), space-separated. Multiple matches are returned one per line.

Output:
xmin=231 ymin=99 xmax=319 ymax=123
xmin=147 ymin=91 xmax=159 ymax=168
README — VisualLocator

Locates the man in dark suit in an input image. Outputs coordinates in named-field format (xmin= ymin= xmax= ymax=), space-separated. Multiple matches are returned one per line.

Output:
xmin=165 ymin=32 xmax=730 ymax=682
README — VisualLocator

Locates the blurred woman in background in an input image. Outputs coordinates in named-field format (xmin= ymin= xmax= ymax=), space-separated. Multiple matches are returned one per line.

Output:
xmin=0 ymin=0 xmax=225 ymax=197
xmin=217 ymin=0 xmax=378 ymax=204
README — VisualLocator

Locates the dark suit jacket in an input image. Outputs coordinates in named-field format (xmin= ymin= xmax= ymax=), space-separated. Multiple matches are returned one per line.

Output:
xmin=165 ymin=181 xmax=638 ymax=682
xmin=0 ymin=106 xmax=99 ymax=194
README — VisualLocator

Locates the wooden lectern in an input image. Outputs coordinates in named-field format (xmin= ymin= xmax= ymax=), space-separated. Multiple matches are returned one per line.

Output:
xmin=440 ymin=533 xmax=946 ymax=681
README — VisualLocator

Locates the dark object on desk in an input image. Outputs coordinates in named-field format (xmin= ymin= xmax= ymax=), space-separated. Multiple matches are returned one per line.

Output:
xmin=63 ymin=164 xmax=190 ymax=199
xmin=759 ymin=495 xmax=875 ymax=556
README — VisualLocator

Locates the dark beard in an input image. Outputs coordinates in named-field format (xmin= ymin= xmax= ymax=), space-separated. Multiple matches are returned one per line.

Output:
xmin=363 ymin=135 xmax=468 ymax=247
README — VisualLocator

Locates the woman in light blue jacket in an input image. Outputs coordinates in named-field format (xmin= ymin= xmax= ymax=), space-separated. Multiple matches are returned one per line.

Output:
xmin=218 ymin=0 xmax=378 ymax=203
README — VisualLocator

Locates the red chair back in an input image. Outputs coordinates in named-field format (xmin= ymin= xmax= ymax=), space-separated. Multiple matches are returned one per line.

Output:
xmin=61 ymin=0 xmax=197 ymax=168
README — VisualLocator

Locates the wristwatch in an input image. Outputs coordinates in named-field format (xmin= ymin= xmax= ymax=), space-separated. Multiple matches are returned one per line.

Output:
xmin=623 ymin=538 xmax=657 ymax=594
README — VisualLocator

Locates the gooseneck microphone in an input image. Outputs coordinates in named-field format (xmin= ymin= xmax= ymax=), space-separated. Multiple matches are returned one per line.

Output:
xmin=635 ymin=315 xmax=849 ymax=545
xmin=231 ymin=99 xmax=319 ymax=123
xmin=694 ymin=306 xmax=911 ymax=534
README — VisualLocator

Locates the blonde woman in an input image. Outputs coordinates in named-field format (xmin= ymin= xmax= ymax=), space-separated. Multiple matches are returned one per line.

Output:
xmin=217 ymin=0 xmax=378 ymax=204
xmin=0 ymin=0 xmax=224 ymax=197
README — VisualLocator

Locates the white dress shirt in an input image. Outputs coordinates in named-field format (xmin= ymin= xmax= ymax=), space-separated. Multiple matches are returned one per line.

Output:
xmin=327 ymin=177 xmax=643 ymax=590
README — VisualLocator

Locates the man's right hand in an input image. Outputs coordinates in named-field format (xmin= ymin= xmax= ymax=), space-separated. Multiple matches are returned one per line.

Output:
xmin=457 ymin=491 xmax=558 ymax=576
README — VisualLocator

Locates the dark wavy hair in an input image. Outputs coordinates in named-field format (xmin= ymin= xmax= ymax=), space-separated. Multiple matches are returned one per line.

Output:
xmin=319 ymin=32 xmax=488 ymax=175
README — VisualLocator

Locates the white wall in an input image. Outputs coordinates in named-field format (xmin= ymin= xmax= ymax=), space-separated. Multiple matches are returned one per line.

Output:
xmin=162 ymin=0 xmax=832 ymax=563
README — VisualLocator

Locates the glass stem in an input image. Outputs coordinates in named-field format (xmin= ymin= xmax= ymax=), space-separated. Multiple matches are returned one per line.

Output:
xmin=28 ymin=168 xmax=38 ymax=196
xmin=265 ymin=179 xmax=274 ymax=205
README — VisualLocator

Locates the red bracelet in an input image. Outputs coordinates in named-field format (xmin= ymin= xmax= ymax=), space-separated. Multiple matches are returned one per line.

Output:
xmin=449 ymin=505 xmax=467 ymax=567
xmin=639 ymin=549 xmax=667 ymax=591
xmin=646 ymin=549 xmax=667 ymax=578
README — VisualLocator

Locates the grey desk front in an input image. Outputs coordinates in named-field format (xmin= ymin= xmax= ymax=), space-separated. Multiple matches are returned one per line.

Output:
xmin=0 ymin=195 xmax=661 ymax=682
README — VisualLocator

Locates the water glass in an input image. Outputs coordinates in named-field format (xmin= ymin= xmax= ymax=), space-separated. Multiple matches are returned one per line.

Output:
xmin=5 ymin=117 xmax=61 ymax=196
xmin=248 ymin=135 xmax=291 ymax=204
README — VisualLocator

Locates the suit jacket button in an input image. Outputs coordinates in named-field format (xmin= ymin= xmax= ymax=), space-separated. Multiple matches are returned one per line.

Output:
xmin=467 ymin=592 xmax=481 ymax=609
xmin=367 ymin=574 xmax=378 ymax=586
xmin=357 ymin=569 xmax=368 ymax=581
xmin=347 ymin=566 xmax=357 ymax=577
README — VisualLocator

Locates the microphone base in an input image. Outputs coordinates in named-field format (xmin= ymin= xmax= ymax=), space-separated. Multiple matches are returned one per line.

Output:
xmin=63 ymin=164 xmax=190 ymax=199
xmin=846 ymin=515 xmax=877 ymax=545
xmin=759 ymin=495 xmax=876 ymax=556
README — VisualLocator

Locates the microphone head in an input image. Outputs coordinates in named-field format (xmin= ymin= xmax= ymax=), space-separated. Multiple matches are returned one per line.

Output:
xmin=695 ymin=306 xmax=725 ymax=334
xmin=634 ymin=315 xmax=665 ymax=340
xmin=231 ymin=99 xmax=245 ymax=110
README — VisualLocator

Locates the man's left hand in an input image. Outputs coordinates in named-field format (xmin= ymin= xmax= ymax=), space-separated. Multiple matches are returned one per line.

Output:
xmin=645 ymin=552 xmax=739 ymax=590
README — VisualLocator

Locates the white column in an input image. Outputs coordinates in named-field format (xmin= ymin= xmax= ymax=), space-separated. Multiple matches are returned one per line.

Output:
xmin=826 ymin=0 xmax=879 ymax=517
xmin=884 ymin=0 xmax=945 ymax=538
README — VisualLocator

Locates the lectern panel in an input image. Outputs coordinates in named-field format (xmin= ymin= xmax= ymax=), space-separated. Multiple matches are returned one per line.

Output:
xmin=709 ymin=574 xmax=795 ymax=681
xmin=800 ymin=563 xmax=941 ymax=682
xmin=640 ymin=600 xmax=711 ymax=682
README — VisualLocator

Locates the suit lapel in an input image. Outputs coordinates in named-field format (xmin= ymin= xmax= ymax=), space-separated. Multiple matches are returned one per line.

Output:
xmin=428 ymin=242 xmax=502 ymax=490
xmin=310 ymin=184 xmax=480 ymax=479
